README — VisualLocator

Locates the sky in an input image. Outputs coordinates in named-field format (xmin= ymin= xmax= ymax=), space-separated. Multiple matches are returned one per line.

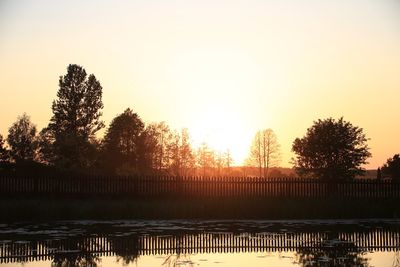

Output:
xmin=0 ymin=0 xmax=399 ymax=168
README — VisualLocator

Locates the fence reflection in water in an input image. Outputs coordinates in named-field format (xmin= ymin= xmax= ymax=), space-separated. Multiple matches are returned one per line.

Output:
xmin=1 ymin=228 xmax=400 ymax=264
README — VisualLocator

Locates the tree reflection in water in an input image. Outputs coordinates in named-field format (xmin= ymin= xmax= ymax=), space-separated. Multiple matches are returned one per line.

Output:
xmin=162 ymin=254 xmax=194 ymax=267
xmin=393 ymin=251 xmax=400 ymax=267
xmin=162 ymin=234 xmax=194 ymax=267
xmin=1 ymin=221 xmax=399 ymax=266
xmin=49 ymin=235 xmax=140 ymax=267
xmin=49 ymin=237 xmax=102 ymax=267
xmin=51 ymin=251 xmax=101 ymax=267
xmin=108 ymin=235 xmax=140 ymax=266
xmin=295 ymin=238 xmax=369 ymax=267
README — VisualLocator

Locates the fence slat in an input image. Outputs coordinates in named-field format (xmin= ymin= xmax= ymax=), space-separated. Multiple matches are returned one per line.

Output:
xmin=0 ymin=176 xmax=398 ymax=199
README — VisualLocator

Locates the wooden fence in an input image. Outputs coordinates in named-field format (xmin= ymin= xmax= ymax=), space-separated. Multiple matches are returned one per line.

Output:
xmin=1 ymin=176 xmax=400 ymax=199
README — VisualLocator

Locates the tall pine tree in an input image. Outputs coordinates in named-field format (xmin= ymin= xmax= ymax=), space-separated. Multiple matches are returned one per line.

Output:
xmin=47 ymin=64 xmax=104 ymax=170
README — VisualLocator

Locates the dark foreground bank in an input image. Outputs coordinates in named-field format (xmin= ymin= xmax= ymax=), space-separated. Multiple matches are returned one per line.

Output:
xmin=0 ymin=197 xmax=399 ymax=222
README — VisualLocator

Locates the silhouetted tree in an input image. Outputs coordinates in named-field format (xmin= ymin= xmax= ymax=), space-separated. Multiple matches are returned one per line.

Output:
xmin=292 ymin=117 xmax=371 ymax=180
xmin=196 ymin=142 xmax=215 ymax=176
xmin=247 ymin=129 xmax=280 ymax=178
xmin=47 ymin=64 xmax=104 ymax=170
xmin=139 ymin=124 xmax=195 ymax=175
xmin=215 ymin=151 xmax=224 ymax=176
xmin=101 ymin=108 xmax=144 ymax=175
xmin=178 ymin=128 xmax=196 ymax=176
xmin=224 ymin=149 xmax=233 ymax=175
xmin=169 ymin=128 xmax=195 ymax=176
xmin=137 ymin=129 xmax=155 ymax=173
xmin=168 ymin=131 xmax=181 ymax=176
xmin=248 ymin=131 xmax=262 ymax=177
xmin=138 ymin=123 xmax=160 ymax=173
xmin=214 ymin=149 xmax=234 ymax=176
xmin=381 ymin=154 xmax=400 ymax=181
xmin=7 ymin=113 xmax=38 ymax=162
xmin=147 ymin=122 xmax=174 ymax=173
xmin=0 ymin=134 xmax=9 ymax=162
xmin=36 ymin=127 xmax=56 ymax=164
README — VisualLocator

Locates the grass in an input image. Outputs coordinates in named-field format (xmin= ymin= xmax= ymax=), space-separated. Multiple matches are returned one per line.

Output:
xmin=1 ymin=197 xmax=399 ymax=222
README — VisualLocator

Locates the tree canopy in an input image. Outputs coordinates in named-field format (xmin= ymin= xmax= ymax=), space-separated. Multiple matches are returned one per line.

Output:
xmin=101 ymin=108 xmax=145 ymax=174
xmin=0 ymin=134 xmax=9 ymax=163
xmin=292 ymin=117 xmax=371 ymax=180
xmin=48 ymin=64 xmax=104 ymax=169
xmin=169 ymin=128 xmax=196 ymax=176
xmin=247 ymin=129 xmax=280 ymax=178
xmin=1 ymin=63 xmax=385 ymax=179
xmin=381 ymin=154 xmax=400 ymax=181
xmin=7 ymin=113 xmax=37 ymax=163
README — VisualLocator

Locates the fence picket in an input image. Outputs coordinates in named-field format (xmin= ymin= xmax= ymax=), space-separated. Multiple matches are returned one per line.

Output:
xmin=0 ymin=176 xmax=398 ymax=199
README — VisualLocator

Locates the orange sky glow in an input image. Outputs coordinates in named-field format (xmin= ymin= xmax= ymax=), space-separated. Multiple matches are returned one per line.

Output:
xmin=0 ymin=0 xmax=399 ymax=168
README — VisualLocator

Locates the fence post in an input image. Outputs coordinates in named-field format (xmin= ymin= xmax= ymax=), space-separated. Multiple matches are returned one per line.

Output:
xmin=33 ymin=176 xmax=38 ymax=195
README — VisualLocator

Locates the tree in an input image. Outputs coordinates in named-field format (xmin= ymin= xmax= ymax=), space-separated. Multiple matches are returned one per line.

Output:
xmin=168 ymin=131 xmax=181 ymax=176
xmin=146 ymin=122 xmax=173 ymax=173
xmin=261 ymin=129 xmax=280 ymax=178
xmin=137 ymin=125 xmax=159 ymax=173
xmin=224 ymin=149 xmax=233 ymax=175
xmin=196 ymin=142 xmax=215 ymax=176
xmin=248 ymin=131 xmax=262 ymax=177
xmin=381 ymin=154 xmax=400 ymax=181
xmin=214 ymin=149 xmax=234 ymax=176
xmin=169 ymin=128 xmax=195 ymax=176
xmin=7 ymin=113 xmax=38 ymax=162
xmin=292 ymin=117 xmax=371 ymax=180
xmin=0 ymin=134 xmax=9 ymax=162
xmin=178 ymin=128 xmax=196 ymax=176
xmin=247 ymin=129 xmax=280 ymax=178
xmin=140 ymin=124 xmax=195 ymax=176
xmin=36 ymin=127 xmax=56 ymax=164
xmin=48 ymin=64 xmax=104 ymax=169
xmin=101 ymin=108 xmax=144 ymax=174
xmin=215 ymin=151 xmax=224 ymax=176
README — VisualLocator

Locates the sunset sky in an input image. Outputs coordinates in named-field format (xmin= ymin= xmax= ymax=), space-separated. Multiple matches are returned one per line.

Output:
xmin=0 ymin=0 xmax=399 ymax=168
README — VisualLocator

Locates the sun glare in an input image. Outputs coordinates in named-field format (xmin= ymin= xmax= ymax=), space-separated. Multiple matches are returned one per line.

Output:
xmin=167 ymin=46 xmax=264 ymax=165
xmin=186 ymin=107 xmax=254 ymax=166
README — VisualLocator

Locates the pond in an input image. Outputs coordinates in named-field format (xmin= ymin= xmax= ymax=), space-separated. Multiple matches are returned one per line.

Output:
xmin=0 ymin=219 xmax=399 ymax=266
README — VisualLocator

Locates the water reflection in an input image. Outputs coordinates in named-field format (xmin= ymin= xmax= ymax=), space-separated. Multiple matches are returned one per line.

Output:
xmin=109 ymin=236 xmax=140 ymax=266
xmin=295 ymin=239 xmax=369 ymax=266
xmin=162 ymin=254 xmax=194 ymax=267
xmin=51 ymin=251 xmax=100 ymax=267
xmin=0 ymin=220 xmax=399 ymax=266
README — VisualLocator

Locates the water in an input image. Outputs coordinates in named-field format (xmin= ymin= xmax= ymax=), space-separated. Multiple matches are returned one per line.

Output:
xmin=0 ymin=219 xmax=399 ymax=266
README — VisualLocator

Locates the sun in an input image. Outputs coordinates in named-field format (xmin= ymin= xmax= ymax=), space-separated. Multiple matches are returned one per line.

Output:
xmin=166 ymin=45 xmax=266 ymax=165
xmin=187 ymin=108 xmax=255 ymax=166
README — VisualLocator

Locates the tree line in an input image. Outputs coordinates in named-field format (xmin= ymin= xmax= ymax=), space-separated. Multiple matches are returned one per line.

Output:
xmin=0 ymin=64 xmax=399 ymax=180
xmin=0 ymin=65 xmax=245 ymax=177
